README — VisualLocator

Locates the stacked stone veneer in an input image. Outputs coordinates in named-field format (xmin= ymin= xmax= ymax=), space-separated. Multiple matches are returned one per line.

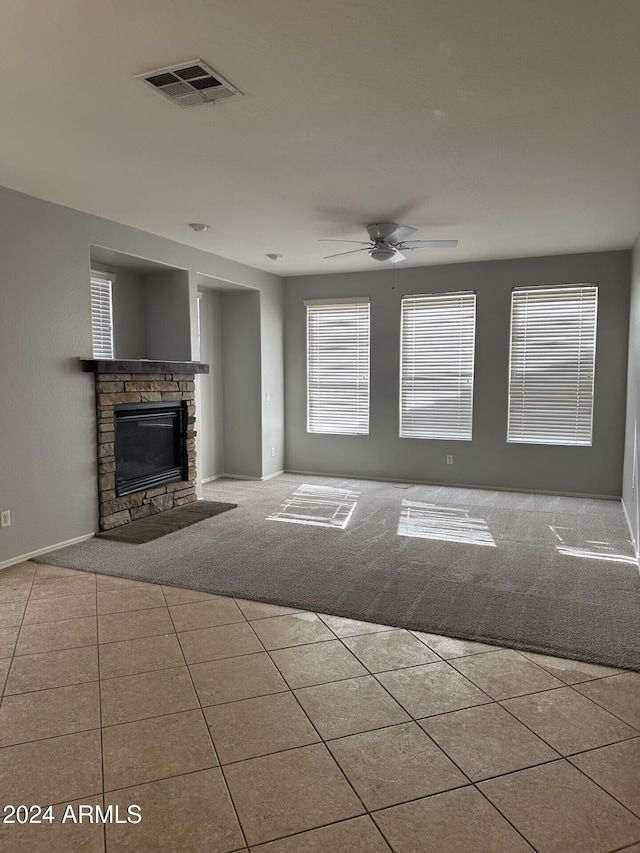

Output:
xmin=96 ymin=372 xmax=197 ymax=530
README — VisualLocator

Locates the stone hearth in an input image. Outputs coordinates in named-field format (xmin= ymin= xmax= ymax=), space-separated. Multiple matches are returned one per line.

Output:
xmin=81 ymin=359 xmax=209 ymax=531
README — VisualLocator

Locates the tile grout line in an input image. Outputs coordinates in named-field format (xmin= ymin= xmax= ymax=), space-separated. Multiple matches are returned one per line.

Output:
xmin=610 ymin=840 xmax=640 ymax=853
xmin=160 ymin=583 xmax=252 ymax=853
xmin=567 ymin=677 xmax=640 ymax=730
xmin=309 ymin=620 xmax=495 ymax=812
xmin=564 ymin=753 xmax=640 ymax=826
xmin=94 ymin=571 xmax=108 ymax=853
xmin=0 ymin=564 xmax=38 ymax=709
xmin=471 ymin=777 xmax=545 ymax=852
xmin=401 ymin=652 xmax=640 ymax=791
xmin=253 ymin=815 xmax=396 ymax=852
xmin=0 ymin=568 xmax=105 ymax=843
xmin=569 ymin=678 xmax=640 ymax=729
xmin=243 ymin=616 xmax=608 ymax=782
xmin=254 ymin=612 xmax=494 ymax=843
xmin=5 ymin=603 xmax=101 ymax=694
xmin=303 ymin=617 xmax=461 ymax=734
xmin=186 ymin=605 xmax=376 ymax=846
xmin=13 ymin=623 xmax=99 ymax=656
xmin=262 ymin=634 xmax=372 ymax=821
xmin=495 ymin=687 xmax=640 ymax=757
xmin=0 ymin=723 xmax=102 ymax=750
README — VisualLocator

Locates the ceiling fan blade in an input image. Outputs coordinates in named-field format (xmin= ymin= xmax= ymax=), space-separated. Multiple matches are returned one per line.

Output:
xmin=318 ymin=239 xmax=371 ymax=245
xmin=391 ymin=250 xmax=407 ymax=264
xmin=402 ymin=239 xmax=458 ymax=248
xmin=324 ymin=248 xmax=370 ymax=259
xmin=386 ymin=225 xmax=417 ymax=243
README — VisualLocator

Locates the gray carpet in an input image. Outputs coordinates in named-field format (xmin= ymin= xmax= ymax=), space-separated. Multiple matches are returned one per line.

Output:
xmin=34 ymin=474 xmax=640 ymax=671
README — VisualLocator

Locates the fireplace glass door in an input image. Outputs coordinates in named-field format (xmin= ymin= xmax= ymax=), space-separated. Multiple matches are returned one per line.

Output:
xmin=114 ymin=402 xmax=186 ymax=496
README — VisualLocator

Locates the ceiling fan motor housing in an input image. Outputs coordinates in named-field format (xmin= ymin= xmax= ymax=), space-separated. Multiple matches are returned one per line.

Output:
xmin=367 ymin=222 xmax=400 ymax=242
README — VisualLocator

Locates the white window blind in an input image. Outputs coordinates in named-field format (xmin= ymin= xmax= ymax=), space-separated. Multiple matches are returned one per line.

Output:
xmin=90 ymin=271 xmax=115 ymax=359
xmin=400 ymin=291 xmax=476 ymax=441
xmin=507 ymin=284 xmax=598 ymax=446
xmin=306 ymin=298 xmax=370 ymax=435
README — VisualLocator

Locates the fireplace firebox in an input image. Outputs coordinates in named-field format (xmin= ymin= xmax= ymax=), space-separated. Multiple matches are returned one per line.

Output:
xmin=114 ymin=401 xmax=187 ymax=496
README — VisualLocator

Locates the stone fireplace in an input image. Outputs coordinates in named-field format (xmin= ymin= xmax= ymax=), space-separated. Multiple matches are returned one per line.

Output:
xmin=82 ymin=359 xmax=209 ymax=530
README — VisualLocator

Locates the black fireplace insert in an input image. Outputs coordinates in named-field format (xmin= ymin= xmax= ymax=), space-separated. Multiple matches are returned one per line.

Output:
xmin=114 ymin=401 xmax=187 ymax=496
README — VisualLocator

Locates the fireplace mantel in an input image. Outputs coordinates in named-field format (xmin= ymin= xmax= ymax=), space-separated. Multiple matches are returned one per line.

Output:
xmin=80 ymin=358 xmax=209 ymax=375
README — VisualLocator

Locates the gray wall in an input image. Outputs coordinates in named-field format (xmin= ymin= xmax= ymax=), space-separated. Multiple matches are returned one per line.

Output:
xmin=0 ymin=185 xmax=283 ymax=566
xmin=196 ymin=280 xmax=284 ymax=482
xmin=198 ymin=289 xmax=225 ymax=480
xmin=285 ymin=251 xmax=630 ymax=497
xmin=622 ymin=235 xmax=640 ymax=553
xmin=143 ymin=270 xmax=191 ymax=361
xmin=221 ymin=291 xmax=263 ymax=478
xmin=261 ymin=279 xmax=285 ymax=477
xmin=104 ymin=265 xmax=147 ymax=359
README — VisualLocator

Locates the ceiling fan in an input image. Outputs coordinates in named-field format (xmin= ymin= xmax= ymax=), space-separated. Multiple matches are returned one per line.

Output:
xmin=320 ymin=223 xmax=458 ymax=263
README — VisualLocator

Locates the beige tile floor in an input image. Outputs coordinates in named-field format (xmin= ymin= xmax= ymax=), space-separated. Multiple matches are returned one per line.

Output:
xmin=0 ymin=561 xmax=639 ymax=852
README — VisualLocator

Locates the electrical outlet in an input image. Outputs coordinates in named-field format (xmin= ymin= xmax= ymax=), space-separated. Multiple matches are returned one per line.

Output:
xmin=446 ymin=455 xmax=454 ymax=465
xmin=265 ymin=391 xmax=271 ymax=402
xmin=271 ymin=447 xmax=275 ymax=457
xmin=0 ymin=510 xmax=10 ymax=528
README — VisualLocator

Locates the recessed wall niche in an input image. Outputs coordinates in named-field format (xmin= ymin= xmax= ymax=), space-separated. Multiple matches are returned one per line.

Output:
xmin=90 ymin=246 xmax=191 ymax=362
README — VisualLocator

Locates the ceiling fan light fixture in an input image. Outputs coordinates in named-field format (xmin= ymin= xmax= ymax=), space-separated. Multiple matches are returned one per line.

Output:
xmin=369 ymin=247 xmax=396 ymax=262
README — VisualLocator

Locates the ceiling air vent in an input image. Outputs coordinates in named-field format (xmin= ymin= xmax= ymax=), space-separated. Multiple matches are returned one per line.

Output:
xmin=136 ymin=60 xmax=241 ymax=108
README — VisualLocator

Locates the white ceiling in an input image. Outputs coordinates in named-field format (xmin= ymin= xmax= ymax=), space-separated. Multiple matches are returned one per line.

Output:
xmin=2 ymin=0 xmax=640 ymax=277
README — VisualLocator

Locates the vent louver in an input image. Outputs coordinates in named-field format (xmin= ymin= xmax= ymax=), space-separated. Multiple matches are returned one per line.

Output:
xmin=136 ymin=60 xmax=240 ymax=108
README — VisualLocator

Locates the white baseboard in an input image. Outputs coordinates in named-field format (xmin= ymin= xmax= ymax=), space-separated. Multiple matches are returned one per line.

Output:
xmin=0 ymin=533 xmax=96 ymax=571
xmin=201 ymin=475 xmax=223 ymax=484
xmin=203 ymin=471 xmax=285 ymax=483
xmin=218 ymin=473 xmax=263 ymax=481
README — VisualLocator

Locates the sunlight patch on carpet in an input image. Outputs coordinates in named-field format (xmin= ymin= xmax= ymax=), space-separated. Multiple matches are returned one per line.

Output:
xmin=267 ymin=484 xmax=360 ymax=529
xmin=549 ymin=525 xmax=638 ymax=565
xmin=397 ymin=500 xmax=496 ymax=546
